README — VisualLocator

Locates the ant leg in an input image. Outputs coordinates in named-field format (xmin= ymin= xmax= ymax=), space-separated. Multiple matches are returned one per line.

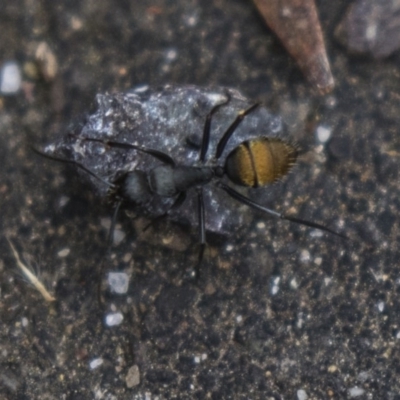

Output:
xmin=97 ymin=199 xmax=122 ymax=305
xmin=215 ymin=102 xmax=261 ymax=160
xmin=77 ymin=137 xmax=176 ymax=166
xmin=197 ymin=188 xmax=207 ymax=270
xmin=31 ymin=146 xmax=114 ymax=189
xmin=199 ymin=94 xmax=231 ymax=162
xmin=107 ymin=200 xmax=123 ymax=248
xmin=218 ymin=182 xmax=347 ymax=239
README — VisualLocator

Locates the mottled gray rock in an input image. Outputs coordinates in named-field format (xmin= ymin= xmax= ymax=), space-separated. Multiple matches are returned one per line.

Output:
xmin=42 ymin=85 xmax=286 ymax=236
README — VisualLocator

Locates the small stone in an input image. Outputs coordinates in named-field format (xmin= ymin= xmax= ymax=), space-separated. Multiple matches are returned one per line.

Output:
xmin=271 ymin=276 xmax=280 ymax=295
xmin=297 ymin=389 xmax=308 ymax=400
xmin=337 ymin=0 xmax=400 ymax=59
xmin=105 ymin=312 xmax=123 ymax=326
xmin=57 ymin=248 xmax=70 ymax=258
xmin=316 ymin=125 xmax=332 ymax=144
xmin=107 ymin=272 xmax=129 ymax=294
xmin=348 ymin=386 xmax=365 ymax=397
xmin=112 ymin=229 xmax=126 ymax=245
xmin=89 ymin=357 xmax=103 ymax=370
xmin=0 ymin=61 xmax=22 ymax=94
xmin=125 ymin=365 xmax=140 ymax=388
xmin=328 ymin=365 xmax=338 ymax=373
xmin=300 ymin=250 xmax=311 ymax=263
xmin=290 ymin=278 xmax=298 ymax=289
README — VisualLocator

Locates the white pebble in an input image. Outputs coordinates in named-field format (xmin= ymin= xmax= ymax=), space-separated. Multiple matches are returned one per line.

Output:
xmin=315 ymin=125 xmax=332 ymax=143
xmin=314 ymin=256 xmax=322 ymax=266
xmin=105 ymin=312 xmax=124 ymax=326
xmin=297 ymin=389 xmax=308 ymax=400
xmin=271 ymin=276 xmax=280 ymax=295
xmin=348 ymin=386 xmax=365 ymax=397
xmin=89 ymin=357 xmax=103 ymax=370
xmin=225 ymin=244 xmax=233 ymax=252
xmin=290 ymin=278 xmax=298 ymax=289
xmin=0 ymin=61 xmax=22 ymax=94
xmin=112 ymin=229 xmax=126 ymax=245
xmin=107 ymin=272 xmax=130 ymax=294
xmin=57 ymin=248 xmax=70 ymax=258
xmin=300 ymin=250 xmax=311 ymax=263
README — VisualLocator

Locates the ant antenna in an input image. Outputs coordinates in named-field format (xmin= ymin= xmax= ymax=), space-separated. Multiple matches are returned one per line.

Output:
xmin=31 ymin=146 xmax=115 ymax=189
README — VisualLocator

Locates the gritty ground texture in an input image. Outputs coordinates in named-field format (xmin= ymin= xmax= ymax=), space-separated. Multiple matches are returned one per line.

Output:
xmin=0 ymin=1 xmax=399 ymax=399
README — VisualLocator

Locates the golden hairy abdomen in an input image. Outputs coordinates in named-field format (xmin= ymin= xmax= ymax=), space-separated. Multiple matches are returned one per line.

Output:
xmin=225 ymin=138 xmax=298 ymax=187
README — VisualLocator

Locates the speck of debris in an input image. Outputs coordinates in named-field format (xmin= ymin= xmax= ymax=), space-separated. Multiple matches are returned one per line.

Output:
xmin=328 ymin=365 xmax=338 ymax=373
xmin=58 ymin=196 xmax=70 ymax=208
xmin=300 ymin=250 xmax=311 ymax=263
xmin=297 ymin=389 xmax=308 ymax=400
xmin=256 ymin=221 xmax=266 ymax=229
xmin=315 ymin=125 xmax=332 ymax=143
xmin=122 ymin=252 xmax=132 ymax=263
xmin=357 ymin=371 xmax=370 ymax=382
xmin=100 ymin=217 xmax=111 ymax=230
xmin=112 ymin=229 xmax=126 ymax=245
xmin=107 ymin=272 xmax=130 ymax=294
xmin=290 ymin=278 xmax=299 ymax=289
xmin=348 ymin=386 xmax=365 ymax=398
xmin=225 ymin=244 xmax=233 ymax=252
xmin=125 ymin=365 xmax=140 ymax=388
xmin=57 ymin=248 xmax=70 ymax=258
xmin=314 ymin=256 xmax=322 ymax=266
xmin=89 ymin=358 xmax=103 ymax=370
xmin=271 ymin=276 xmax=280 ymax=295
xmin=183 ymin=11 xmax=199 ymax=27
xmin=0 ymin=61 xmax=21 ymax=94
xmin=105 ymin=312 xmax=124 ymax=327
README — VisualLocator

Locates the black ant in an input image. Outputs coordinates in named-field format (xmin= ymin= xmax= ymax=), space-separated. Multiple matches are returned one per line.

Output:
xmin=34 ymin=93 xmax=345 ymax=274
